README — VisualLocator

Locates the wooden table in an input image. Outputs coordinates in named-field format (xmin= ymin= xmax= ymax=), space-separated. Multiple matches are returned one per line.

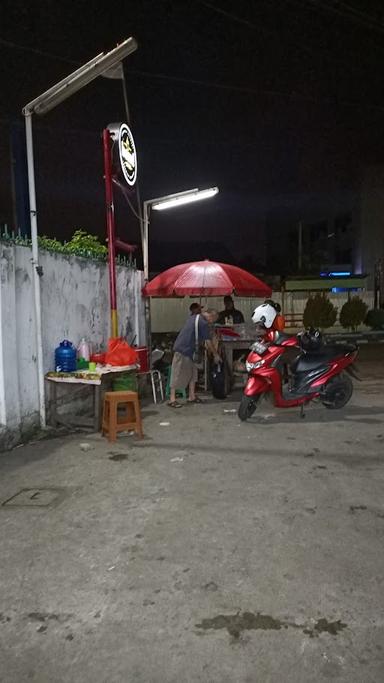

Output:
xmin=221 ymin=339 xmax=254 ymax=392
xmin=222 ymin=338 xmax=253 ymax=368
xmin=202 ymin=336 xmax=254 ymax=394
xmin=45 ymin=365 xmax=137 ymax=432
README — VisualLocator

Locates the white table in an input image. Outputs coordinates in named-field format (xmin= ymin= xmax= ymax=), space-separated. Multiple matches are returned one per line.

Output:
xmin=45 ymin=365 xmax=137 ymax=431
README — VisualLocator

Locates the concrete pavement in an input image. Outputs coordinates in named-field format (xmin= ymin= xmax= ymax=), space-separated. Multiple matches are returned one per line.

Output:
xmin=0 ymin=347 xmax=383 ymax=682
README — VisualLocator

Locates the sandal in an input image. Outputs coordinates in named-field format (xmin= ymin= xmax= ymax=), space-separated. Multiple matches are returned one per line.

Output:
xmin=168 ymin=401 xmax=183 ymax=408
xmin=187 ymin=397 xmax=204 ymax=404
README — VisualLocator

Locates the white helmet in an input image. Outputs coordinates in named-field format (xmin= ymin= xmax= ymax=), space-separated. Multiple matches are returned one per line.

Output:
xmin=252 ymin=303 xmax=277 ymax=328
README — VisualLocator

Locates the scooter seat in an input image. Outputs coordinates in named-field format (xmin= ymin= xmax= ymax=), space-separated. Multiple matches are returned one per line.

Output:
xmin=292 ymin=344 xmax=355 ymax=373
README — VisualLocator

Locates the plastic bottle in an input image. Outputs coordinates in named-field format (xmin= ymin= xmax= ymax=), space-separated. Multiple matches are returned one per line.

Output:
xmin=77 ymin=338 xmax=90 ymax=361
xmin=55 ymin=340 xmax=77 ymax=372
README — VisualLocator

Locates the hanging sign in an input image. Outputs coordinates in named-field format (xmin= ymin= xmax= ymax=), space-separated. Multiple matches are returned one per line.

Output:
xmin=118 ymin=123 xmax=137 ymax=186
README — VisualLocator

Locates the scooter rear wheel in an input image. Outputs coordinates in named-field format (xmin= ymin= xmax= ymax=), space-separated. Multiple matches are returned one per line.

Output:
xmin=322 ymin=373 xmax=353 ymax=409
xmin=238 ymin=395 xmax=259 ymax=421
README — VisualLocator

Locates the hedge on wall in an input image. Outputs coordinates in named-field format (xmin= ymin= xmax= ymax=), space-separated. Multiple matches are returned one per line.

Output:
xmin=0 ymin=228 xmax=134 ymax=267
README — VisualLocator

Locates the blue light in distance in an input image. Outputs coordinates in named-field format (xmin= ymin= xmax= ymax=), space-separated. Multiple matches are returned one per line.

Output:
xmin=320 ymin=271 xmax=351 ymax=277
xmin=329 ymin=271 xmax=351 ymax=277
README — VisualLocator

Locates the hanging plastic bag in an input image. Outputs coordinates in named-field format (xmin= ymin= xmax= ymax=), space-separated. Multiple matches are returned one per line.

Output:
xmin=105 ymin=338 xmax=138 ymax=367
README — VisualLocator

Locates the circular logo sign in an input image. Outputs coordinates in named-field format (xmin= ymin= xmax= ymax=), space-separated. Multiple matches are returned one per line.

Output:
xmin=118 ymin=123 xmax=137 ymax=186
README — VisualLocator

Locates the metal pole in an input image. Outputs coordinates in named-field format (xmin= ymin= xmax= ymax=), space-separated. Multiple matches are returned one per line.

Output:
xmin=142 ymin=201 xmax=151 ymax=356
xmin=24 ymin=113 xmax=46 ymax=427
xmin=142 ymin=201 xmax=149 ymax=282
xmin=102 ymin=128 xmax=118 ymax=337
xmin=120 ymin=69 xmax=144 ymax=248
xmin=120 ymin=70 xmax=145 ymax=348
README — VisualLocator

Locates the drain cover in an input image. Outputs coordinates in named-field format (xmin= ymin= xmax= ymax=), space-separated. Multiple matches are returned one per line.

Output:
xmin=1 ymin=487 xmax=68 ymax=508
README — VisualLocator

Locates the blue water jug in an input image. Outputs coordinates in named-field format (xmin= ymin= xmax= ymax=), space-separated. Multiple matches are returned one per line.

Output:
xmin=55 ymin=340 xmax=76 ymax=372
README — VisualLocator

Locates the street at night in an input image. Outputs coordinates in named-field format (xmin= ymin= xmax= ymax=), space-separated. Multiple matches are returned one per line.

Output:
xmin=1 ymin=2 xmax=384 ymax=681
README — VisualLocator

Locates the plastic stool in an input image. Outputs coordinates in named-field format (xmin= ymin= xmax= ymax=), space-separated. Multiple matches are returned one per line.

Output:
xmin=165 ymin=366 xmax=187 ymax=400
xmin=102 ymin=391 xmax=143 ymax=442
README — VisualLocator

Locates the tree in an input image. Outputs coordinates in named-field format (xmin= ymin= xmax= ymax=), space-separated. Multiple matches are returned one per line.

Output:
xmin=365 ymin=308 xmax=384 ymax=330
xmin=303 ymin=293 xmax=337 ymax=330
xmin=339 ymin=296 xmax=368 ymax=332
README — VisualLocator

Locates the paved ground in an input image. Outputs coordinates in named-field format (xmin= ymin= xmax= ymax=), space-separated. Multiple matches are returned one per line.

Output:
xmin=0 ymin=346 xmax=384 ymax=682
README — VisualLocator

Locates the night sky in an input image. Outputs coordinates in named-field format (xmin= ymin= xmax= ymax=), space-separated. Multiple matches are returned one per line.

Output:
xmin=1 ymin=0 xmax=384 ymax=273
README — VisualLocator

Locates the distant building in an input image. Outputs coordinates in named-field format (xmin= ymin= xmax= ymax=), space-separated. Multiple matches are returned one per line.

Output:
xmin=356 ymin=166 xmax=384 ymax=300
xmin=265 ymin=193 xmax=358 ymax=278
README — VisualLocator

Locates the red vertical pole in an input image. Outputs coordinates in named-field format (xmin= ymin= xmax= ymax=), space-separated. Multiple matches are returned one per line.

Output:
xmin=102 ymin=128 xmax=118 ymax=337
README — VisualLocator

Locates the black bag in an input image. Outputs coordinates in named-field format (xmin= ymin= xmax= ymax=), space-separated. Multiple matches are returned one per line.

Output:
xmin=210 ymin=360 xmax=227 ymax=400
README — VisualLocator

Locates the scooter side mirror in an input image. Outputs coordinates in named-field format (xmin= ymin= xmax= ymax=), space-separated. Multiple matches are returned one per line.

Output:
xmin=251 ymin=340 xmax=269 ymax=355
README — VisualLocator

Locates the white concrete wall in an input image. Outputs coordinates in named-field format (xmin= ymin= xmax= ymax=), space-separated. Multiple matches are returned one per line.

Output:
xmin=0 ymin=243 xmax=144 ymax=450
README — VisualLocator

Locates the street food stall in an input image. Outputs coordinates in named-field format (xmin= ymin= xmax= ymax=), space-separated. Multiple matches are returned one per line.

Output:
xmin=143 ymin=259 xmax=272 ymax=396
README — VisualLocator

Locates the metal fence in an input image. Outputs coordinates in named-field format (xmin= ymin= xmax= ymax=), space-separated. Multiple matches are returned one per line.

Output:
xmin=150 ymin=291 xmax=375 ymax=333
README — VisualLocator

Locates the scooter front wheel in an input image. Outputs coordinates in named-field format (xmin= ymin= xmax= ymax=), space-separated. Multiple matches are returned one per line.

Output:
xmin=238 ymin=394 xmax=259 ymax=421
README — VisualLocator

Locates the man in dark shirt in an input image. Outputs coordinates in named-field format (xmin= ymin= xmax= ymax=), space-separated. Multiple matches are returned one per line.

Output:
xmin=169 ymin=309 xmax=219 ymax=407
xmin=217 ymin=296 xmax=244 ymax=325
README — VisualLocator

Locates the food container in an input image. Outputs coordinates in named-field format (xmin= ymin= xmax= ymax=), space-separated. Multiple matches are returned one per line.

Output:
xmin=90 ymin=352 xmax=106 ymax=365
xmin=136 ymin=346 xmax=149 ymax=372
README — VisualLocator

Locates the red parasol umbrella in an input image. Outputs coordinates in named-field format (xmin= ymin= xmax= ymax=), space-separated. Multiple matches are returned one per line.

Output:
xmin=142 ymin=260 xmax=272 ymax=297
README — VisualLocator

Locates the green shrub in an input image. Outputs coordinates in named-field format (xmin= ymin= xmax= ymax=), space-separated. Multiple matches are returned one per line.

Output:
xmin=38 ymin=235 xmax=66 ymax=253
xmin=28 ymin=230 xmax=107 ymax=260
xmin=2 ymin=228 xmax=133 ymax=265
xmin=339 ymin=296 xmax=368 ymax=331
xmin=365 ymin=308 xmax=384 ymax=330
xmin=303 ymin=293 xmax=337 ymax=330
xmin=64 ymin=229 xmax=107 ymax=258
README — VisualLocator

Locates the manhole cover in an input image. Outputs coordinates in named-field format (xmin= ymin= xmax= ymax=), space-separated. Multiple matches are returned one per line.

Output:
xmin=1 ymin=487 xmax=68 ymax=508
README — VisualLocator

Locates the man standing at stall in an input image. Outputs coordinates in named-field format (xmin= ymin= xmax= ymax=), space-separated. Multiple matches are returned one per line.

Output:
xmin=217 ymin=296 xmax=244 ymax=325
xmin=168 ymin=309 xmax=219 ymax=408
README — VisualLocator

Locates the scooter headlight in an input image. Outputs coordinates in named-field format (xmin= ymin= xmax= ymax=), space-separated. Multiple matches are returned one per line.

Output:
xmin=245 ymin=359 xmax=265 ymax=372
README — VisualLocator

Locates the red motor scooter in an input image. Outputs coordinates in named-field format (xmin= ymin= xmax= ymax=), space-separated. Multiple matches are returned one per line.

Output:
xmin=238 ymin=328 xmax=359 ymax=421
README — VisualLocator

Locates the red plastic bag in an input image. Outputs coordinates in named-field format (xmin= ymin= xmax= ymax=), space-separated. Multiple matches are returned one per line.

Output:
xmin=105 ymin=338 xmax=138 ymax=367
